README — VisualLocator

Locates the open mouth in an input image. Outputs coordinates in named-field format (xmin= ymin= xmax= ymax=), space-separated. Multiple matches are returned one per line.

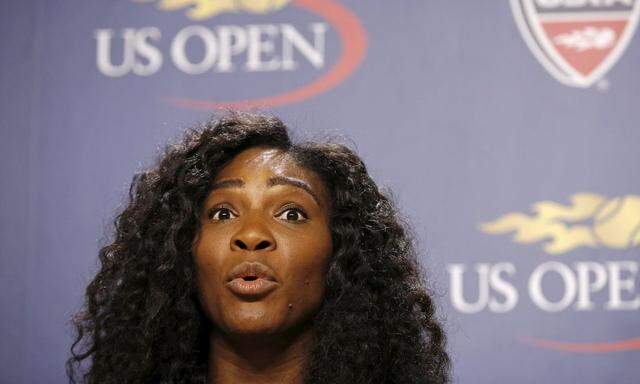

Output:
xmin=225 ymin=261 xmax=279 ymax=298
xmin=226 ymin=261 xmax=278 ymax=283
xmin=226 ymin=275 xmax=279 ymax=298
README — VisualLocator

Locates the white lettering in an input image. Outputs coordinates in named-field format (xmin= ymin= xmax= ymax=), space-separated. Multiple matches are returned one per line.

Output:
xmin=448 ymin=264 xmax=490 ymax=314
xmin=133 ymin=27 xmax=162 ymax=76
xmin=606 ymin=261 xmax=640 ymax=310
xmin=216 ymin=25 xmax=248 ymax=72
xmin=488 ymin=263 xmax=519 ymax=313
xmin=281 ymin=22 xmax=327 ymax=70
xmin=575 ymin=261 xmax=608 ymax=310
xmin=97 ymin=24 xmax=327 ymax=77
xmin=245 ymin=24 xmax=280 ymax=71
xmin=529 ymin=261 xmax=577 ymax=312
xmin=95 ymin=28 xmax=162 ymax=77
xmin=171 ymin=25 xmax=218 ymax=75
xmin=95 ymin=28 xmax=137 ymax=77
xmin=448 ymin=263 xmax=517 ymax=313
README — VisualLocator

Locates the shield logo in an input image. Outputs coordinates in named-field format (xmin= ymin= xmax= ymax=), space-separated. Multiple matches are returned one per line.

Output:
xmin=511 ymin=0 xmax=640 ymax=87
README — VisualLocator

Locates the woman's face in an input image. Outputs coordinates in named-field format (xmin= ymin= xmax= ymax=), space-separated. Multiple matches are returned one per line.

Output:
xmin=193 ymin=146 xmax=333 ymax=337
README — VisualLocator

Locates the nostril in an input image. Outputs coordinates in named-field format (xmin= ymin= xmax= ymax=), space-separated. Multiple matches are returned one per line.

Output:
xmin=255 ymin=240 xmax=271 ymax=250
xmin=234 ymin=239 xmax=248 ymax=250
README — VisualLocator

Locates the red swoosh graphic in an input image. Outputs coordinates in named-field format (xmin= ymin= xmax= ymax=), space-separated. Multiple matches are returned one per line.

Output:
xmin=520 ymin=336 xmax=640 ymax=353
xmin=165 ymin=0 xmax=367 ymax=110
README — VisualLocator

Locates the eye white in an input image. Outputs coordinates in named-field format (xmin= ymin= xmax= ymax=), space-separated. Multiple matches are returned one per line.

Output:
xmin=211 ymin=208 xmax=237 ymax=221
xmin=276 ymin=208 xmax=306 ymax=221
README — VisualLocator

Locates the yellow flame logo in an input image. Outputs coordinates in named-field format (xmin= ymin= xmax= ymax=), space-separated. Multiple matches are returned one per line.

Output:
xmin=133 ymin=0 xmax=292 ymax=20
xmin=479 ymin=193 xmax=640 ymax=255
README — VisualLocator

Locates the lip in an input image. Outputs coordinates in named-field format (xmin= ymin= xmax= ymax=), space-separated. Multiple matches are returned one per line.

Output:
xmin=226 ymin=261 xmax=278 ymax=282
xmin=225 ymin=261 xmax=279 ymax=299
xmin=226 ymin=278 xmax=279 ymax=299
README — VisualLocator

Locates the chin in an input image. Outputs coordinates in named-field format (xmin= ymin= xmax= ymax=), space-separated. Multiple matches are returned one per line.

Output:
xmin=223 ymin=303 xmax=284 ymax=335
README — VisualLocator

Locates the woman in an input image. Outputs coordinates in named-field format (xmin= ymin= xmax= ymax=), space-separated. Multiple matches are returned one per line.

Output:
xmin=67 ymin=112 xmax=450 ymax=383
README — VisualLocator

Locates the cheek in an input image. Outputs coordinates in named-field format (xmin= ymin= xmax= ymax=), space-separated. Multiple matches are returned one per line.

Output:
xmin=281 ymin=228 xmax=332 ymax=311
xmin=192 ymin=233 xmax=228 ymax=319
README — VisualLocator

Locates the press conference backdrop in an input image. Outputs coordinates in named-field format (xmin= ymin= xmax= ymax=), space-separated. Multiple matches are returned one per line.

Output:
xmin=2 ymin=1 xmax=639 ymax=383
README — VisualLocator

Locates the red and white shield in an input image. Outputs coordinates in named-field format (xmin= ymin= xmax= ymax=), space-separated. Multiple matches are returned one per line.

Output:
xmin=511 ymin=0 xmax=640 ymax=87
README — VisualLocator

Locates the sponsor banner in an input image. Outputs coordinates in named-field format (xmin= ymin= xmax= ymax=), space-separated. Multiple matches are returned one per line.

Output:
xmin=448 ymin=193 xmax=640 ymax=353
xmin=95 ymin=0 xmax=367 ymax=109
xmin=511 ymin=0 xmax=640 ymax=87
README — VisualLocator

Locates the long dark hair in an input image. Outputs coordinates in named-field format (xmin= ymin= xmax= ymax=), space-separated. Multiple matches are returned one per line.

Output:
xmin=67 ymin=112 xmax=450 ymax=383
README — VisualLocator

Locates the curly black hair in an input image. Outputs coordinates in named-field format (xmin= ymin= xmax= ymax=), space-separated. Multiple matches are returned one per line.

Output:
xmin=67 ymin=111 xmax=450 ymax=383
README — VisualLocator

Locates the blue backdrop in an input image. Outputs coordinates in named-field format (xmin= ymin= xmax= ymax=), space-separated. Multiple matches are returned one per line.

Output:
xmin=2 ymin=1 xmax=639 ymax=382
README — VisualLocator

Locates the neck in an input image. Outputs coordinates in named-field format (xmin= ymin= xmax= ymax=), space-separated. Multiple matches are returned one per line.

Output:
xmin=207 ymin=324 xmax=314 ymax=384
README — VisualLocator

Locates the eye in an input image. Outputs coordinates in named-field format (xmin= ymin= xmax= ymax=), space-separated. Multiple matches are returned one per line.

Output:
xmin=208 ymin=207 xmax=237 ymax=221
xmin=276 ymin=207 xmax=308 ymax=223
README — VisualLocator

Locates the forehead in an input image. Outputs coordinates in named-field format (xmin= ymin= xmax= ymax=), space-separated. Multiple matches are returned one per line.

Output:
xmin=213 ymin=146 xmax=329 ymax=201
xmin=215 ymin=147 xmax=295 ymax=179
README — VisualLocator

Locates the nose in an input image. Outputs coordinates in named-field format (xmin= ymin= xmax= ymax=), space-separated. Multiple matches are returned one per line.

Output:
xmin=230 ymin=219 xmax=276 ymax=252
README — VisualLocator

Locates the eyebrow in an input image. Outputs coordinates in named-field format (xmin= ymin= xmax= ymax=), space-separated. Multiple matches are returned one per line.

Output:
xmin=210 ymin=176 xmax=322 ymax=206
